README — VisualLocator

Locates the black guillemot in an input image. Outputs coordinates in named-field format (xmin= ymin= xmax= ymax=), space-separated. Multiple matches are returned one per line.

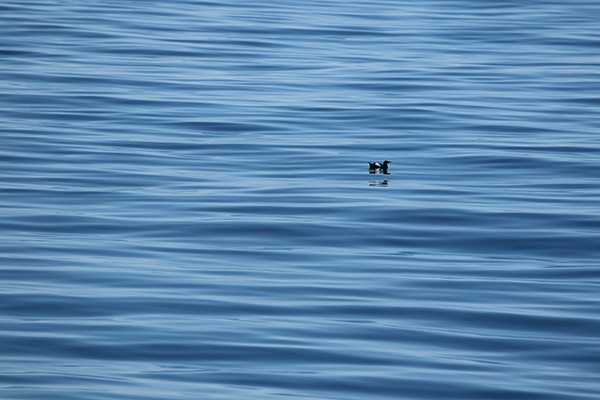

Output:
xmin=368 ymin=160 xmax=391 ymax=170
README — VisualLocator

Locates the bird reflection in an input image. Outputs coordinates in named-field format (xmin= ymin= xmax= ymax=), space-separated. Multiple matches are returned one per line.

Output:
xmin=369 ymin=180 xmax=388 ymax=187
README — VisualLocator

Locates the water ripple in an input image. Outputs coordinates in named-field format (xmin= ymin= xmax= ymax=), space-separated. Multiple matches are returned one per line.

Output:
xmin=1 ymin=0 xmax=600 ymax=399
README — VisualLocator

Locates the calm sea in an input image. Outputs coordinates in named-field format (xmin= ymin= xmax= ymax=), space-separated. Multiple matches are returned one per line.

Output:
xmin=1 ymin=1 xmax=599 ymax=399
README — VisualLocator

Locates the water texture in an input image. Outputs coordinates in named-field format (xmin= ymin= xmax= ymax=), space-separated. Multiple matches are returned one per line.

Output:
xmin=1 ymin=1 xmax=599 ymax=399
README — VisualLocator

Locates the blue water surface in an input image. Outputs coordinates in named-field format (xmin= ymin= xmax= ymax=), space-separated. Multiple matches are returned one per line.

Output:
xmin=1 ymin=1 xmax=599 ymax=399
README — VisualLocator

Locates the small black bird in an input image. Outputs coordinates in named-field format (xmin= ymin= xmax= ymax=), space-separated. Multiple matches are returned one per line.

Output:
xmin=368 ymin=160 xmax=391 ymax=170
